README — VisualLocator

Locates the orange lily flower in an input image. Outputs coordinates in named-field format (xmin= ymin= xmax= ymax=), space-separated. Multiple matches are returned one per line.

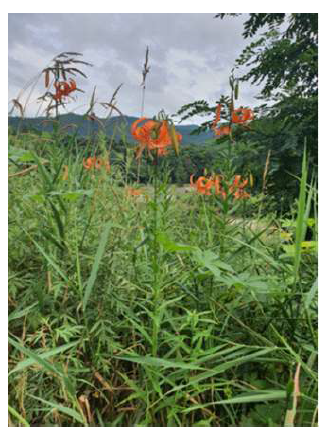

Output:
xmin=83 ymin=157 xmax=108 ymax=171
xmin=232 ymin=108 xmax=254 ymax=124
xmin=190 ymin=173 xmax=250 ymax=200
xmin=212 ymin=174 xmax=229 ymax=198
xmin=190 ymin=175 xmax=214 ymax=195
xmin=229 ymin=175 xmax=250 ymax=199
xmin=83 ymin=157 xmax=97 ymax=170
xmin=131 ymin=117 xmax=182 ymax=159
xmin=232 ymin=175 xmax=248 ymax=188
xmin=83 ymin=157 xmax=94 ymax=170
xmin=214 ymin=125 xmax=231 ymax=137
xmin=213 ymin=175 xmax=227 ymax=198
xmin=53 ymin=79 xmax=77 ymax=103
xmin=126 ymin=187 xmax=144 ymax=197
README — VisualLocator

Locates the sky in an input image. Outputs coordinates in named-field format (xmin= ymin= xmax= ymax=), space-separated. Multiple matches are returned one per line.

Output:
xmin=8 ymin=13 xmax=263 ymax=125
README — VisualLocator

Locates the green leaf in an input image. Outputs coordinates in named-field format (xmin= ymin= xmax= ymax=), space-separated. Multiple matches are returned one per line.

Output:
xmin=193 ymin=249 xmax=234 ymax=274
xmin=25 ymin=193 xmax=45 ymax=203
xmin=157 ymin=232 xmax=196 ymax=252
xmin=9 ymin=337 xmax=64 ymax=377
xmin=8 ymin=302 xmax=38 ymax=322
xmin=116 ymin=354 xmax=205 ymax=371
xmin=183 ymin=390 xmax=286 ymax=412
xmin=9 ymin=340 xmax=79 ymax=376
xmin=27 ymin=394 xmax=85 ymax=425
xmin=8 ymin=148 xmax=36 ymax=163
xmin=82 ymin=221 xmax=112 ymax=312
xmin=29 ymin=235 xmax=69 ymax=283
xmin=8 ymin=405 xmax=30 ymax=427
xmin=48 ymin=190 xmax=94 ymax=201
xmin=304 ymin=278 xmax=318 ymax=309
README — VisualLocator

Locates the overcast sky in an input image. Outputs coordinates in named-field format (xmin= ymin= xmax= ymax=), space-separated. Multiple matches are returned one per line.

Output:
xmin=8 ymin=13 xmax=263 ymax=124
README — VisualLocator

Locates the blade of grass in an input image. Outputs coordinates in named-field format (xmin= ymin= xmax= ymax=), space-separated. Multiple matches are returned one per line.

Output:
xmin=9 ymin=340 xmax=79 ymax=376
xmin=116 ymin=354 xmax=205 ymax=371
xmin=9 ymin=337 xmax=64 ymax=377
xmin=8 ymin=405 xmax=30 ymax=427
xmin=24 ymin=231 xmax=69 ymax=283
xmin=82 ymin=220 xmax=112 ymax=312
xmin=8 ymin=302 xmax=38 ymax=322
xmin=27 ymin=394 xmax=86 ymax=425
xmin=182 ymin=390 xmax=286 ymax=413
xmin=294 ymin=145 xmax=309 ymax=281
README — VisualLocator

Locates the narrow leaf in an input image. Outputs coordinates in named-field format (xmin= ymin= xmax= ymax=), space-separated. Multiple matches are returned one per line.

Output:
xmin=82 ymin=221 xmax=112 ymax=312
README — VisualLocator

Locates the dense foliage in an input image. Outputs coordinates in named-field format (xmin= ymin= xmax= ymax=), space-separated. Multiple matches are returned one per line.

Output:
xmin=8 ymin=127 xmax=318 ymax=426
xmin=8 ymin=15 xmax=318 ymax=427
xmin=176 ymin=13 xmax=318 ymax=212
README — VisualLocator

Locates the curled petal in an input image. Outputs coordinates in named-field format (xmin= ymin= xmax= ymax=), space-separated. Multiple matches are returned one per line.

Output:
xmin=83 ymin=157 xmax=94 ymax=169
xmin=68 ymin=79 xmax=77 ymax=92
xmin=232 ymin=175 xmax=248 ymax=188
xmin=131 ymin=117 xmax=180 ymax=158
xmin=195 ymin=176 xmax=213 ymax=195
xmin=232 ymin=108 xmax=253 ymax=124
xmin=131 ymin=117 xmax=149 ymax=139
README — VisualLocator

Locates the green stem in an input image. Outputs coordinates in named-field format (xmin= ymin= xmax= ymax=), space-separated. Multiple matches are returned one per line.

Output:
xmin=152 ymin=152 xmax=160 ymax=356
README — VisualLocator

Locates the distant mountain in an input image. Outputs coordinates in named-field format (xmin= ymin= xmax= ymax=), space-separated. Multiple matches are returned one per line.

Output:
xmin=8 ymin=114 xmax=214 ymax=145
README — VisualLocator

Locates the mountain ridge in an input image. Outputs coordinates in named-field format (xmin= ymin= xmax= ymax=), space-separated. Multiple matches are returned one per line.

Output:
xmin=8 ymin=113 xmax=214 ymax=145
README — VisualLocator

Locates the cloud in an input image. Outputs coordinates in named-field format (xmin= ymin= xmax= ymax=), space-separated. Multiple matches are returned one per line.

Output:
xmin=8 ymin=13 xmax=261 ymax=123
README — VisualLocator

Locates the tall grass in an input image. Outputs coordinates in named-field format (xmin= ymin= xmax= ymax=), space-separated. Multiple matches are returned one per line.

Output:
xmin=8 ymin=126 xmax=317 ymax=427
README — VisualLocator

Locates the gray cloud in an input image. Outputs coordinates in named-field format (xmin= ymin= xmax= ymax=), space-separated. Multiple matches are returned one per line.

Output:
xmin=8 ymin=13 xmax=261 ymax=124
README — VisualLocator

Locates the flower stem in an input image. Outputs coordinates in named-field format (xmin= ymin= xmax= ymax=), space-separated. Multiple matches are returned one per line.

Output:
xmin=152 ymin=152 xmax=160 ymax=356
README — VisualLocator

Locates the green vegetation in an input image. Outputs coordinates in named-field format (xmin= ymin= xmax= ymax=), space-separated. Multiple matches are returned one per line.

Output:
xmin=8 ymin=126 xmax=317 ymax=426
xmin=8 ymin=13 xmax=317 ymax=427
xmin=178 ymin=13 xmax=318 ymax=212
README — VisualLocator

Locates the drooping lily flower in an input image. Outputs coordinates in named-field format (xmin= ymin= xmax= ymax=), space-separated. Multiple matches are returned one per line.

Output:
xmin=230 ymin=175 xmax=250 ymax=199
xmin=214 ymin=125 xmax=231 ymax=137
xmin=190 ymin=173 xmax=250 ymax=200
xmin=190 ymin=175 xmax=214 ymax=195
xmin=231 ymin=108 xmax=254 ymax=124
xmin=83 ymin=157 xmax=109 ymax=171
xmin=232 ymin=175 xmax=249 ymax=188
xmin=131 ymin=117 xmax=182 ymax=159
xmin=83 ymin=157 xmax=96 ymax=170
xmin=53 ymin=79 xmax=77 ymax=103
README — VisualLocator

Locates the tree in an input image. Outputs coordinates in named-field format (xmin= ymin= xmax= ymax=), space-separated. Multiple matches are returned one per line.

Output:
xmin=216 ymin=13 xmax=318 ymax=99
xmin=176 ymin=13 xmax=318 ymax=211
xmin=216 ymin=14 xmax=318 ymax=156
